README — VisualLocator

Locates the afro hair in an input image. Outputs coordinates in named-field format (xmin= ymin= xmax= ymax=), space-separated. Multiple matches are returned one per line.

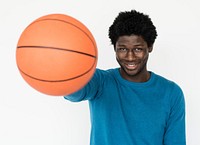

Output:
xmin=108 ymin=10 xmax=157 ymax=48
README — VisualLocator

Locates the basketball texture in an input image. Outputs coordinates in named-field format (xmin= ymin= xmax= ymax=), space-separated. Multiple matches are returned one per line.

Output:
xmin=16 ymin=14 xmax=97 ymax=96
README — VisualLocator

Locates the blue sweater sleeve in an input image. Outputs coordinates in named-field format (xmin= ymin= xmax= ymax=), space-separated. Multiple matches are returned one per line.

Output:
xmin=164 ymin=83 xmax=186 ymax=145
xmin=64 ymin=69 xmax=103 ymax=102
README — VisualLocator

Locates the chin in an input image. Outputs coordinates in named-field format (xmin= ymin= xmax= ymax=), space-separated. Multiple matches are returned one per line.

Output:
xmin=126 ymin=70 xmax=139 ymax=77
xmin=121 ymin=67 xmax=138 ymax=76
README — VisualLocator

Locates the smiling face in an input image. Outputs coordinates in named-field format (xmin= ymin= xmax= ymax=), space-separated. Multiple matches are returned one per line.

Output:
xmin=115 ymin=35 xmax=153 ymax=82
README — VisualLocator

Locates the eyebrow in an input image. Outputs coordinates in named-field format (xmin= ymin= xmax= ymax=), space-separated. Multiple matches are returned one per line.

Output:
xmin=116 ymin=43 xmax=144 ymax=47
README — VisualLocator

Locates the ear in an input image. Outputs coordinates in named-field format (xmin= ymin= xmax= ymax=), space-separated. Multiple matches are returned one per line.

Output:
xmin=148 ymin=45 xmax=153 ymax=53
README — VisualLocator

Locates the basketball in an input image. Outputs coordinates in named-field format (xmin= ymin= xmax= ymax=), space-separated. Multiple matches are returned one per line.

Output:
xmin=16 ymin=14 xmax=98 ymax=96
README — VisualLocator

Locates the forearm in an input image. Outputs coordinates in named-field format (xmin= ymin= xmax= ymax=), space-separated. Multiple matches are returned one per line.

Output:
xmin=64 ymin=69 xmax=103 ymax=102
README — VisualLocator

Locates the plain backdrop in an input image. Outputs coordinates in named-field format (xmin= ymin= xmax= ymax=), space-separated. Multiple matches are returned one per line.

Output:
xmin=0 ymin=0 xmax=199 ymax=144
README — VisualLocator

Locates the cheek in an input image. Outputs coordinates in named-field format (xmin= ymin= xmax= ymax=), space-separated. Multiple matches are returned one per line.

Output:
xmin=141 ymin=53 xmax=149 ymax=62
xmin=115 ymin=53 xmax=121 ymax=60
xmin=115 ymin=53 xmax=123 ymax=65
xmin=139 ymin=50 xmax=149 ymax=59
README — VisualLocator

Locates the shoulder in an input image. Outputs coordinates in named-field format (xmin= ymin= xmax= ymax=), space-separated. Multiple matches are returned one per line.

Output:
xmin=153 ymin=72 xmax=184 ymax=102
xmin=95 ymin=68 xmax=118 ymax=74
xmin=153 ymin=72 xmax=182 ymax=90
xmin=94 ymin=68 xmax=118 ymax=79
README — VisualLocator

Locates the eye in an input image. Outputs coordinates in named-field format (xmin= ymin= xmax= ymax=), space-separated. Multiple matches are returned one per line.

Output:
xmin=117 ymin=48 xmax=128 ymax=52
xmin=134 ymin=48 xmax=143 ymax=52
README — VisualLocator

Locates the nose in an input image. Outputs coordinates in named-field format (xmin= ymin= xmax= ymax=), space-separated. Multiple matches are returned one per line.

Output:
xmin=126 ymin=50 xmax=136 ymax=61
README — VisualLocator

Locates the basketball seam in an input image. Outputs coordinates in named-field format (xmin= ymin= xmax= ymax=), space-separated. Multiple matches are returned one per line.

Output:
xmin=17 ymin=58 xmax=96 ymax=82
xmin=27 ymin=18 xmax=97 ymax=55
xmin=17 ymin=45 xmax=96 ymax=58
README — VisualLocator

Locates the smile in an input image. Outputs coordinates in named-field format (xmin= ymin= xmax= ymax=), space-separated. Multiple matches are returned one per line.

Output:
xmin=125 ymin=63 xmax=138 ymax=70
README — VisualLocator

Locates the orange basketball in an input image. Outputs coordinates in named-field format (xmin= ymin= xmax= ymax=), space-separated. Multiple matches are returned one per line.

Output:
xmin=16 ymin=14 xmax=97 ymax=96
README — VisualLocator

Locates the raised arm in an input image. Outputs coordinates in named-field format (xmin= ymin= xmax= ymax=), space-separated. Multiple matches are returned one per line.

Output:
xmin=64 ymin=69 xmax=103 ymax=102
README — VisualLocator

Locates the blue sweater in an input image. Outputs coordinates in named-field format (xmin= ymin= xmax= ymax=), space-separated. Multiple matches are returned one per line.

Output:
xmin=64 ymin=68 xmax=186 ymax=145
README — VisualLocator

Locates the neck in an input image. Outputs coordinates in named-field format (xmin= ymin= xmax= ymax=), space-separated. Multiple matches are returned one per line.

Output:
xmin=120 ymin=68 xmax=151 ymax=83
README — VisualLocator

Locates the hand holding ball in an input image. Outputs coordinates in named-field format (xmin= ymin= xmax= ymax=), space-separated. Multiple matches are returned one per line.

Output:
xmin=16 ymin=14 xmax=97 ymax=96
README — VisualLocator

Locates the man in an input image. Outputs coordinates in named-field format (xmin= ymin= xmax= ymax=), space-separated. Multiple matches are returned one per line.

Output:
xmin=64 ymin=10 xmax=186 ymax=145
